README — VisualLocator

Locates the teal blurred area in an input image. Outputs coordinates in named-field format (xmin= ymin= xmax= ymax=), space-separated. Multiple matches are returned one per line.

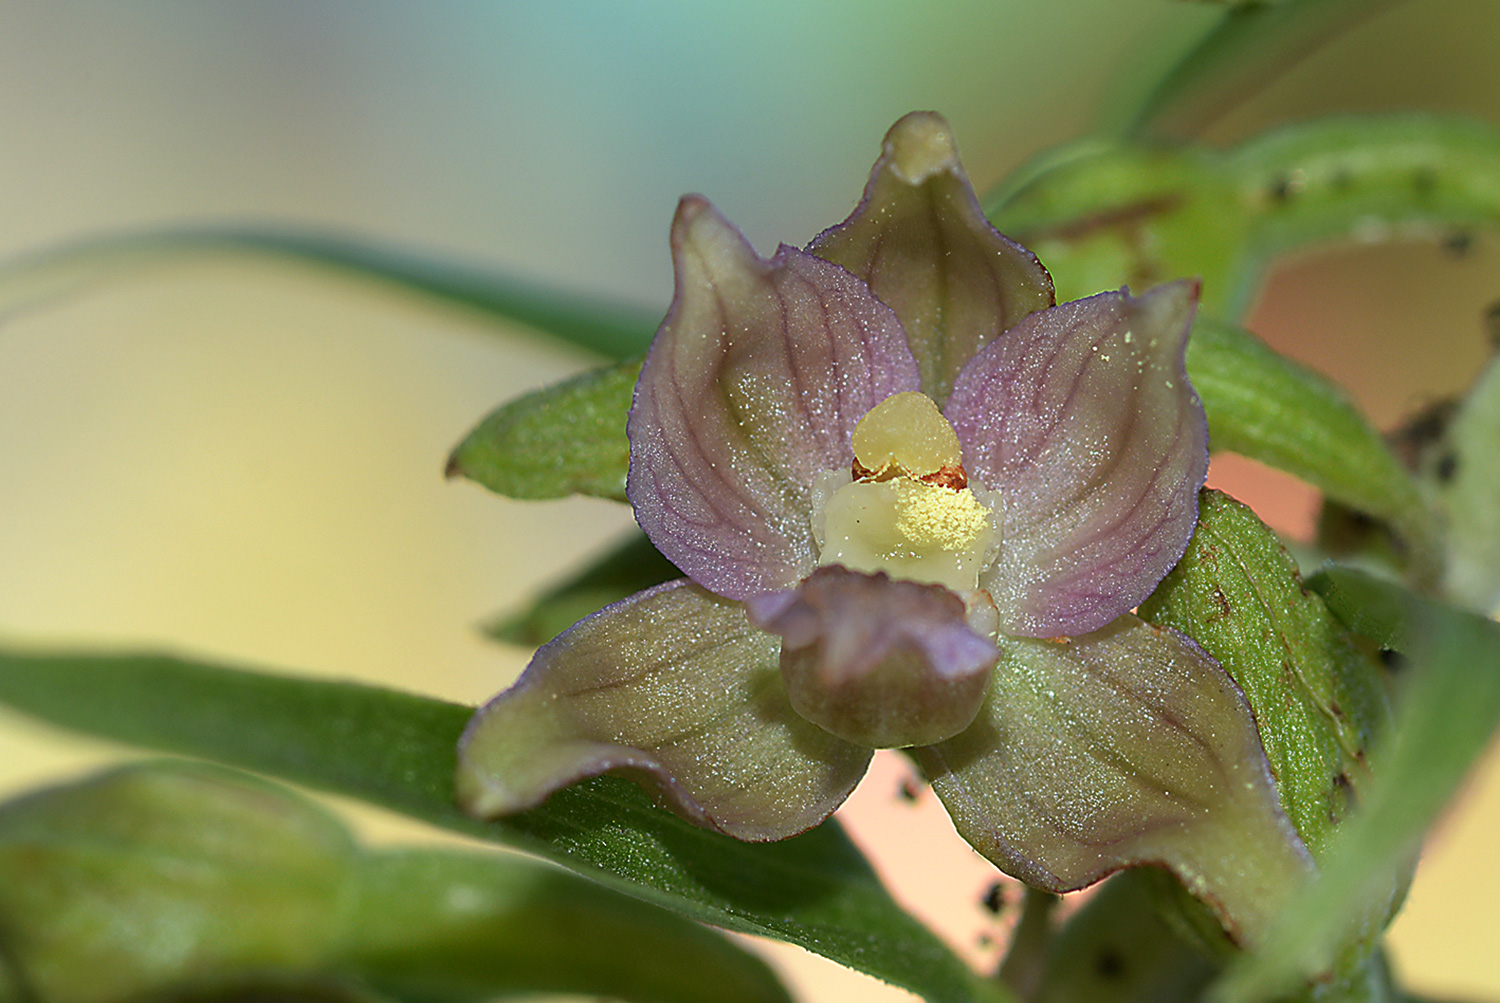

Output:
xmin=0 ymin=1 xmax=1222 ymax=301
xmin=1 ymin=3 xmax=1498 ymax=1001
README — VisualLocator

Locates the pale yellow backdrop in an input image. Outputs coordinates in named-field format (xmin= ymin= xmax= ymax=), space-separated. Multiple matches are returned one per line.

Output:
xmin=0 ymin=3 xmax=1496 ymax=1000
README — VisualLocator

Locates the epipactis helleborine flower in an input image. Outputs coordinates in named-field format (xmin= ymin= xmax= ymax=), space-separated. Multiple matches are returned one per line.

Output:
xmin=458 ymin=113 xmax=1313 ymax=945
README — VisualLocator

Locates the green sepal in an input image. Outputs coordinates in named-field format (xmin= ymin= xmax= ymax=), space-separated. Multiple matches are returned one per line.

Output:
xmin=1139 ymin=491 xmax=1392 ymax=860
xmin=0 ymin=652 xmax=1010 ymax=1003
xmin=0 ymin=225 xmax=658 ymax=358
xmin=447 ymin=359 xmax=640 ymax=502
xmin=1185 ymin=319 xmax=1440 ymax=584
xmin=485 ymin=531 xmax=680 ymax=647
xmin=1210 ymin=568 xmax=1500 ymax=1001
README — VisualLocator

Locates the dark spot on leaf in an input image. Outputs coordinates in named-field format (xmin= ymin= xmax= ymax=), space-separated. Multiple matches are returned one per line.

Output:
xmin=1331 ymin=168 xmax=1354 ymax=193
xmin=1443 ymin=230 xmax=1474 ymax=257
xmin=981 ymin=881 xmax=1007 ymax=915
xmin=1210 ymin=586 xmax=1232 ymax=621
xmin=1268 ymin=174 xmax=1294 ymax=203
xmin=1485 ymin=300 xmax=1500 ymax=350
xmin=1436 ymin=452 xmax=1459 ymax=483
xmin=1328 ymin=698 xmax=1343 ymax=718
xmin=1379 ymin=648 xmax=1408 ymax=671
xmin=1095 ymin=948 xmax=1126 ymax=979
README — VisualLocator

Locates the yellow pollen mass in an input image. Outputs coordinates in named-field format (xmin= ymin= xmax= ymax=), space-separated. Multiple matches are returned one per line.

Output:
xmin=852 ymin=391 xmax=961 ymax=477
xmin=814 ymin=392 xmax=997 ymax=592
xmin=894 ymin=480 xmax=990 ymax=552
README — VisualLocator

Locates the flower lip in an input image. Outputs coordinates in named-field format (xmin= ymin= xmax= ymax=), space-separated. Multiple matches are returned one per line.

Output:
xmin=747 ymin=566 xmax=998 ymax=748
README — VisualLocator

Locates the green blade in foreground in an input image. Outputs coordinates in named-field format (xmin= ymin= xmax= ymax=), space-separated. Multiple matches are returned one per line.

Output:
xmin=0 ymin=650 xmax=1008 ymax=1003
xmin=1124 ymin=0 xmax=1408 ymax=139
xmin=0 ymin=226 xmax=659 ymax=359
xmin=349 ymin=847 xmax=793 ymax=1003
xmin=1208 ymin=568 xmax=1500 ymax=1002
xmin=1186 ymin=319 xmax=1440 ymax=584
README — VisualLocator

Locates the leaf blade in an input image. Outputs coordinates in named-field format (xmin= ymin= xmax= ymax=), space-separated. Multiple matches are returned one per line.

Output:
xmin=1186 ymin=318 xmax=1440 ymax=581
xmin=1125 ymin=0 xmax=1409 ymax=139
xmin=348 ymin=847 xmax=794 ymax=1003
xmin=0 ymin=225 xmax=658 ymax=358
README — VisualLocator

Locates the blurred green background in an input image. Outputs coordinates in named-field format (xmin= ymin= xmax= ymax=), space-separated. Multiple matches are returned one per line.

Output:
xmin=0 ymin=2 xmax=1496 ymax=999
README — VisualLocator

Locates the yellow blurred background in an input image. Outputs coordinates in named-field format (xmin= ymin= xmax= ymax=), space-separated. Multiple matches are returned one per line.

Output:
xmin=0 ymin=2 xmax=1496 ymax=999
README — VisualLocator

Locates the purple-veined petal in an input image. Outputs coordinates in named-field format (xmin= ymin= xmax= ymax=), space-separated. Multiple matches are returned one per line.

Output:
xmin=915 ymin=614 xmax=1313 ymax=948
xmin=946 ymin=282 xmax=1209 ymax=637
xmin=745 ymin=566 xmax=997 ymax=748
xmin=810 ymin=111 xmax=1054 ymax=405
xmin=457 ymin=579 xmax=871 ymax=841
xmin=628 ymin=197 xmax=921 ymax=600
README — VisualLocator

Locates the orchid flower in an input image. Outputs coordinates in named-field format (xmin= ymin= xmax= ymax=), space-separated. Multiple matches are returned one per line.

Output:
xmin=458 ymin=113 xmax=1313 ymax=945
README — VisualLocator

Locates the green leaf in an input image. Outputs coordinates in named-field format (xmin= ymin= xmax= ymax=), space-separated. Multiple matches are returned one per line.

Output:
xmin=0 ymin=760 xmax=792 ymax=1003
xmin=446 ymin=359 xmax=640 ymax=502
xmin=485 ymin=531 xmax=681 ymax=646
xmin=347 ymin=847 xmax=792 ymax=1003
xmin=1186 ymin=319 xmax=1440 ymax=583
xmin=1230 ymin=115 xmax=1500 ymax=270
xmin=1139 ymin=491 xmax=1391 ymax=860
xmin=988 ymin=114 xmax=1500 ymax=321
xmin=0 ymin=225 xmax=658 ymax=358
xmin=0 ymin=651 xmax=1009 ymax=1003
xmin=1209 ymin=568 xmax=1500 ymax=1001
xmin=1125 ymin=0 xmax=1409 ymax=139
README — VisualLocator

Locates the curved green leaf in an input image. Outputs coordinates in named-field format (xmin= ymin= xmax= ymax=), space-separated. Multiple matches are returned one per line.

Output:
xmin=0 ymin=226 xmax=658 ymax=358
xmin=1186 ymin=318 xmax=1439 ymax=582
xmin=1209 ymin=568 xmax=1500 ymax=1001
xmin=988 ymin=114 xmax=1500 ymax=321
xmin=0 ymin=651 xmax=1009 ymax=1003
xmin=1230 ymin=114 xmax=1500 ymax=267
xmin=1125 ymin=0 xmax=1409 ymax=139
xmin=446 ymin=359 xmax=640 ymax=502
